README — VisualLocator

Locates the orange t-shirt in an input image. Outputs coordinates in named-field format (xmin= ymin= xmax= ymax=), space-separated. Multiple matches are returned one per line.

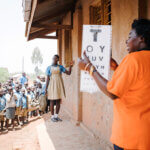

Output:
xmin=107 ymin=51 xmax=150 ymax=150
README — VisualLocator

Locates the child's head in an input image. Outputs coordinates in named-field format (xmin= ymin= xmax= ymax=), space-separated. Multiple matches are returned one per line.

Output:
xmin=15 ymin=81 xmax=19 ymax=85
xmin=41 ymin=76 xmax=45 ymax=82
xmin=19 ymin=83 xmax=22 ymax=90
xmin=22 ymin=72 xmax=26 ymax=77
xmin=31 ymin=86 xmax=35 ymax=92
xmin=10 ymin=77 xmax=13 ymax=82
xmin=0 ymin=89 xmax=3 ymax=97
xmin=52 ymin=54 xmax=59 ymax=65
xmin=33 ymin=80 xmax=37 ymax=86
xmin=126 ymin=19 xmax=150 ymax=53
xmin=37 ymin=76 xmax=41 ymax=80
xmin=7 ymin=86 xmax=13 ymax=94
xmin=15 ymin=85 xmax=20 ymax=92
xmin=38 ymin=83 xmax=42 ymax=88
xmin=8 ymin=80 xmax=12 ymax=86
xmin=24 ymin=82 xmax=28 ymax=88
xmin=27 ymin=87 xmax=31 ymax=93
xmin=21 ymin=89 xmax=25 ymax=95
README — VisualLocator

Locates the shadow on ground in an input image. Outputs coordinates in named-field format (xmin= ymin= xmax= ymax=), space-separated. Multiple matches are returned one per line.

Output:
xmin=37 ymin=109 xmax=102 ymax=150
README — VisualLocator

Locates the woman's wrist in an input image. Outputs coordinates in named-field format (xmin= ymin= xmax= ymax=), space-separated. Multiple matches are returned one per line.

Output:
xmin=85 ymin=63 xmax=97 ymax=76
xmin=86 ymin=63 xmax=92 ymax=72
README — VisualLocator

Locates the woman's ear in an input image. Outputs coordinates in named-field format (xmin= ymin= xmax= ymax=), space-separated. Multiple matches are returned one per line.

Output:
xmin=139 ymin=36 xmax=145 ymax=43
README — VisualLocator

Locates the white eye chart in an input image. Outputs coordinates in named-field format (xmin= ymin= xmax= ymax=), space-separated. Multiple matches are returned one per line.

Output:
xmin=80 ymin=25 xmax=112 ymax=93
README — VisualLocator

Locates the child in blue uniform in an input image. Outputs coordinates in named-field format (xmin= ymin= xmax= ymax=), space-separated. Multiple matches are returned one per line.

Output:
xmin=21 ymin=89 xmax=28 ymax=124
xmin=45 ymin=55 xmax=74 ymax=122
xmin=14 ymin=85 xmax=22 ymax=126
xmin=0 ymin=89 xmax=6 ymax=131
xmin=5 ymin=87 xmax=16 ymax=131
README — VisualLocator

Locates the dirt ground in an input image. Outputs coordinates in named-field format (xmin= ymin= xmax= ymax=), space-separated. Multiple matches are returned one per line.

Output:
xmin=0 ymin=109 xmax=102 ymax=150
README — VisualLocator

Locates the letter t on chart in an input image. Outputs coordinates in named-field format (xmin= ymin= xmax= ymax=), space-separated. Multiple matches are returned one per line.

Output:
xmin=90 ymin=29 xmax=101 ymax=42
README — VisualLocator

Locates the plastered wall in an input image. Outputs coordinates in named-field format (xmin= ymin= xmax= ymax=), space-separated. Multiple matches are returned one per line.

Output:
xmin=60 ymin=0 xmax=149 ymax=149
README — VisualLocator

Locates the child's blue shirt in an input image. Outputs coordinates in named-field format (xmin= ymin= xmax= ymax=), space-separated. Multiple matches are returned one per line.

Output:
xmin=14 ymin=92 xmax=22 ymax=107
xmin=21 ymin=95 xmax=27 ymax=109
xmin=0 ymin=96 xmax=6 ymax=111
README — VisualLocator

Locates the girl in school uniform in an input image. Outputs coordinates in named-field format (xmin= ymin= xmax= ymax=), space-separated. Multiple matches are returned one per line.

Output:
xmin=45 ymin=55 xmax=73 ymax=122
xmin=78 ymin=19 xmax=150 ymax=150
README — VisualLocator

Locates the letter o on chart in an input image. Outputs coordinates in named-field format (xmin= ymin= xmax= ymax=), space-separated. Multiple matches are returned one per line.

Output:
xmin=86 ymin=45 xmax=93 ymax=52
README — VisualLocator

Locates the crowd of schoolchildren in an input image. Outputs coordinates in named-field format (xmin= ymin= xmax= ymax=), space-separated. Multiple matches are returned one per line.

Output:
xmin=0 ymin=73 xmax=47 ymax=133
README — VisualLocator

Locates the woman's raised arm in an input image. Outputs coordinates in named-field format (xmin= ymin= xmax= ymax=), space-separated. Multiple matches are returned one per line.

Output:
xmin=78 ymin=52 xmax=118 ymax=100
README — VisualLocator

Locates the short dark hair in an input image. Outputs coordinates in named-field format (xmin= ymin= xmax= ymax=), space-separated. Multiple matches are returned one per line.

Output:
xmin=54 ymin=54 xmax=59 ymax=59
xmin=132 ymin=19 xmax=150 ymax=48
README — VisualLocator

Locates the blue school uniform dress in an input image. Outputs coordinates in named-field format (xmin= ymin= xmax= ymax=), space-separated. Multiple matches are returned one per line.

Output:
xmin=21 ymin=95 xmax=28 ymax=117
xmin=12 ymin=83 xmax=15 ymax=88
xmin=0 ymin=96 xmax=6 ymax=111
xmin=46 ymin=65 xmax=66 ymax=100
xmin=30 ymin=92 xmax=35 ymax=99
xmin=14 ymin=92 xmax=22 ymax=116
xmin=41 ymin=82 xmax=46 ymax=95
xmin=0 ymin=96 xmax=6 ymax=121
xmin=22 ymin=95 xmax=27 ymax=109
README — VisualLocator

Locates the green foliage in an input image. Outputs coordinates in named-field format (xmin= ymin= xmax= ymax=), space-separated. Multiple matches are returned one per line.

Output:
xmin=0 ymin=68 xmax=9 ymax=83
xmin=31 ymin=47 xmax=43 ymax=76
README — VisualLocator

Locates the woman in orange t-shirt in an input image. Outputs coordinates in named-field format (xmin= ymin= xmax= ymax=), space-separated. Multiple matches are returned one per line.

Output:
xmin=78 ymin=19 xmax=150 ymax=150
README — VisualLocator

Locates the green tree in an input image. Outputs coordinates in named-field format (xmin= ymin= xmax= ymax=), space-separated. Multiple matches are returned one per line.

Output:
xmin=31 ymin=47 xmax=43 ymax=75
xmin=0 ymin=68 xmax=9 ymax=83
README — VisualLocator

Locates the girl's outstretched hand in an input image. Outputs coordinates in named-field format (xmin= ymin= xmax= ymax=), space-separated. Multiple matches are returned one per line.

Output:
xmin=70 ymin=61 xmax=75 ymax=67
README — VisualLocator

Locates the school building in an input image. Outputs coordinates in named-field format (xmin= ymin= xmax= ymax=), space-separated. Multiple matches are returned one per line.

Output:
xmin=23 ymin=0 xmax=150 ymax=149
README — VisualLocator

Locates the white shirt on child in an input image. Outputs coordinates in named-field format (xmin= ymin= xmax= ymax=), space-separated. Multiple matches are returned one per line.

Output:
xmin=5 ymin=93 xmax=16 ymax=108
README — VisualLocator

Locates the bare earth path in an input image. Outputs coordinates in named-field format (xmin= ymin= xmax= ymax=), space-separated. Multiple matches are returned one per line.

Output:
xmin=0 ymin=109 xmax=101 ymax=150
